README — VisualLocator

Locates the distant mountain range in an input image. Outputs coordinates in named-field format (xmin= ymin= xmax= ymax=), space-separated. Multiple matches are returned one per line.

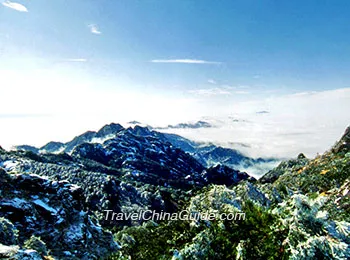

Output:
xmin=15 ymin=121 xmax=280 ymax=175
xmin=15 ymin=123 xmax=279 ymax=177
xmin=16 ymin=123 xmax=125 ymax=154
xmin=155 ymin=120 xmax=213 ymax=129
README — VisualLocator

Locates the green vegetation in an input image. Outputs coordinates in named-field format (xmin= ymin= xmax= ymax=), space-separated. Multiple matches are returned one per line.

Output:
xmin=108 ymin=133 xmax=350 ymax=259
xmin=24 ymin=236 xmax=48 ymax=256
xmin=109 ymin=199 xmax=289 ymax=259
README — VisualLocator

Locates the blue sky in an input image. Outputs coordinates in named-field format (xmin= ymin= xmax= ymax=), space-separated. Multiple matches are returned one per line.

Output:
xmin=0 ymin=0 xmax=350 ymax=156
xmin=2 ymin=0 xmax=350 ymax=91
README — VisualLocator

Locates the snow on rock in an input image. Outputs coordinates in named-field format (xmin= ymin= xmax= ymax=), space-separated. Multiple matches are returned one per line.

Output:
xmin=0 ymin=170 xmax=119 ymax=259
xmin=33 ymin=199 xmax=57 ymax=215
xmin=0 ymin=160 xmax=19 ymax=171
xmin=0 ymin=244 xmax=42 ymax=260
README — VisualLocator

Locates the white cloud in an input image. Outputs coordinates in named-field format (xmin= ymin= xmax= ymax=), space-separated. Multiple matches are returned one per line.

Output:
xmin=0 ymin=69 xmax=200 ymax=150
xmin=189 ymin=87 xmax=232 ymax=96
xmin=237 ymin=85 xmax=251 ymax=89
xmin=2 ymin=1 xmax=28 ymax=12
xmin=189 ymin=86 xmax=250 ymax=97
xmin=63 ymin=58 xmax=87 ymax=62
xmin=289 ymin=91 xmax=317 ymax=97
xmin=88 ymin=24 xmax=102 ymax=35
xmin=161 ymin=88 xmax=350 ymax=162
xmin=0 ymin=113 xmax=49 ymax=118
xmin=150 ymin=59 xmax=222 ymax=65
xmin=1 ymin=65 xmax=349 ymax=178
xmin=234 ymin=90 xmax=250 ymax=95
xmin=208 ymin=79 xmax=217 ymax=84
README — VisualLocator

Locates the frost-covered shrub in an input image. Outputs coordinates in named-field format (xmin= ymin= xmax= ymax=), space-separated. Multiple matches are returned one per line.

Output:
xmin=0 ymin=217 xmax=18 ymax=245
xmin=23 ymin=235 xmax=48 ymax=256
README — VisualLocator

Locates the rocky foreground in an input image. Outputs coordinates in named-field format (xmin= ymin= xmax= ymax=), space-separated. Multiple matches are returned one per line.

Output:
xmin=0 ymin=125 xmax=349 ymax=259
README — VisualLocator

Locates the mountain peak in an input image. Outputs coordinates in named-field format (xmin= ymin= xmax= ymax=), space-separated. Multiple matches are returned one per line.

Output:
xmin=127 ymin=120 xmax=142 ymax=125
xmin=96 ymin=123 xmax=124 ymax=138
xmin=132 ymin=125 xmax=152 ymax=136
xmin=40 ymin=141 xmax=65 ymax=152
xmin=332 ymin=126 xmax=350 ymax=153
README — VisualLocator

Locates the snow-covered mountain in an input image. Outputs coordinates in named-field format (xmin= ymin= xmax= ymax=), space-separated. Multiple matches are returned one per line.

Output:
xmin=14 ymin=123 xmax=279 ymax=177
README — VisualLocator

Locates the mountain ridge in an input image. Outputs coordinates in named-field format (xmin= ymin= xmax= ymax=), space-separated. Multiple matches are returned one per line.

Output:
xmin=13 ymin=123 xmax=280 ymax=177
